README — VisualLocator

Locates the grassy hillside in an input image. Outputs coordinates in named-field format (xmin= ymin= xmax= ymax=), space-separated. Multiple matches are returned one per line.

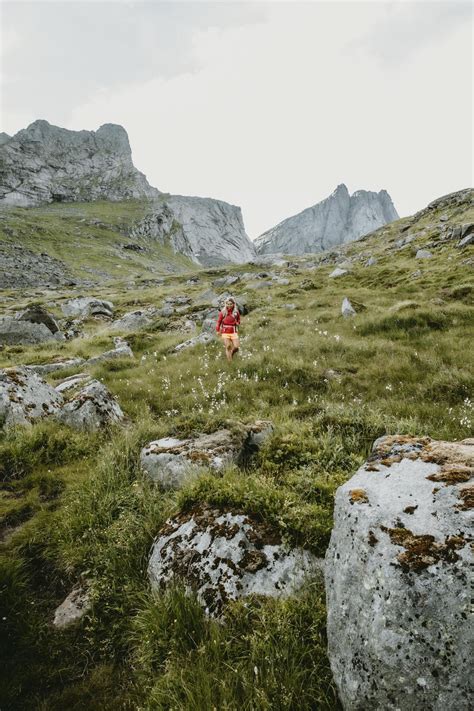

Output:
xmin=0 ymin=197 xmax=193 ymax=286
xmin=0 ymin=189 xmax=473 ymax=709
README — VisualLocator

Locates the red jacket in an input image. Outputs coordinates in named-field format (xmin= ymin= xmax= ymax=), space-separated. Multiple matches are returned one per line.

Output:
xmin=216 ymin=307 xmax=240 ymax=334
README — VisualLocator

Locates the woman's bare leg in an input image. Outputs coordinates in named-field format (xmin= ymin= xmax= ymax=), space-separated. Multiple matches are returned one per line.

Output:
xmin=224 ymin=338 xmax=234 ymax=362
xmin=231 ymin=337 xmax=240 ymax=357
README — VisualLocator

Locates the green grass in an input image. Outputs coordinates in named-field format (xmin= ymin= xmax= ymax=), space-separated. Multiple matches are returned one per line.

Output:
xmin=0 ymin=192 xmax=473 ymax=709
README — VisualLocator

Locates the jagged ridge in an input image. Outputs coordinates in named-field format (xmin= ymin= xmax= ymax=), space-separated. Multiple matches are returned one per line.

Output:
xmin=254 ymin=183 xmax=398 ymax=255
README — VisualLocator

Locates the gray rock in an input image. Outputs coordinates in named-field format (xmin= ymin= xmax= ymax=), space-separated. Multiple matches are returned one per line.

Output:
xmin=57 ymin=380 xmax=124 ymax=430
xmin=325 ymin=435 xmax=473 ymax=711
xmin=416 ymin=249 xmax=433 ymax=259
xmin=255 ymin=184 xmax=398 ymax=255
xmin=174 ymin=332 xmax=214 ymax=352
xmin=26 ymin=357 xmax=86 ymax=376
xmin=365 ymin=257 xmax=378 ymax=266
xmin=0 ymin=120 xmax=158 ymax=206
xmin=148 ymin=504 xmax=322 ymax=616
xmin=329 ymin=267 xmax=348 ymax=279
xmin=61 ymin=297 xmax=114 ymax=319
xmin=165 ymin=295 xmax=191 ymax=306
xmin=164 ymin=195 xmax=256 ymax=266
xmin=0 ymin=316 xmax=62 ymax=345
xmin=55 ymin=373 xmax=91 ymax=393
xmin=157 ymin=305 xmax=174 ymax=317
xmin=458 ymin=233 xmax=474 ymax=249
xmin=201 ymin=309 xmax=220 ymax=334
xmin=341 ymin=297 xmax=356 ymax=318
xmin=86 ymin=339 xmax=134 ymax=366
xmin=0 ymin=367 xmax=63 ymax=429
xmin=212 ymin=275 xmax=240 ymax=288
xmin=141 ymin=421 xmax=273 ymax=489
xmin=17 ymin=305 xmax=60 ymax=334
xmin=53 ymin=586 xmax=91 ymax=629
xmin=108 ymin=308 xmax=158 ymax=332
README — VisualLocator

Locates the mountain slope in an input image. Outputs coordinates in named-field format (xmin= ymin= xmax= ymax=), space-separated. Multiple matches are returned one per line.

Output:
xmin=255 ymin=183 xmax=398 ymax=255
xmin=1 ymin=187 xmax=472 ymax=710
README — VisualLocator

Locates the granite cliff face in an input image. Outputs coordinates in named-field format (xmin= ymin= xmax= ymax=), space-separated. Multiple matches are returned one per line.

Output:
xmin=0 ymin=120 xmax=159 ymax=206
xmin=255 ymin=184 xmax=398 ymax=255
xmin=163 ymin=195 xmax=256 ymax=266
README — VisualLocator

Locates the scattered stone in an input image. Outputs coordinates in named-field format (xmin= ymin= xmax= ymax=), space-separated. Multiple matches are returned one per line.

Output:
xmin=61 ymin=297 xmax=114 ymax=319
xmin=458 ymin=233 xmax=474 ymax=249
xmin=148 ymin=503 xmax=322 ymax=616
xmin=157 ymin=305 xmax=174 ymax=317
xmin=174 ymin=332 xmax=214 ymax=353
xmin=415 ymin=249 xmax=433 ymax=259
xmin=283 ymin=303 xmax=297 ymax=310
xmin=141 ymin=421 xmax=273 ymax=489
xmin=87 ymin=338 xmax=134 ymax=366
xmin=108 ymin=308 xmax=158 ymax=332
xmin=329 ymin=267 xmax=348 ymax=278
xmin=341 ymin=297 xmax=356 ymax=318
xmin=201 ymin=309 xmax=220 ymax=334
xmin=0 ymin=367 xmax=63 ymax=429
xmin=411 ymin=269 xmax=422 ymax=279
xmin=26 ymin=357 xmax=85 ymax=376
xmin=365 ymin=257 xmax=377 ymax=267
xmin=212 ymin=275 xmax=240 ymax=288
xmin=53 ymin=587 xmax=91 ymax=629
xmin=326 ymin=435 xmax=473 ymax=711
xmin=164 ymin=294 xmax=191 ymax=306
xmin=57 ymin=379 xmax=124 ymax=431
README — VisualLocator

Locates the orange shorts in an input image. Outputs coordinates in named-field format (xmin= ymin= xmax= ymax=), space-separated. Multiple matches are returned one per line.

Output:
xmin=221 ymin=332 xmax=239 ymax=341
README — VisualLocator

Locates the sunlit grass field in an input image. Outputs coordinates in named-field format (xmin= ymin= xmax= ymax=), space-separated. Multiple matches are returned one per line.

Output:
xmin=1 ymin=193 xmax=473 ymax=709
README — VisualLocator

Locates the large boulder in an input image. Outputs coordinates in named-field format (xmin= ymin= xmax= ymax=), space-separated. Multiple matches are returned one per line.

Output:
xmin=148 ymin=503 xmax=322 ymax=616
xmin=56 ymin=380 xmax=124 ymax=431
xmin=0 ymin=305 xmax=64 ymax=345
xmin=141 ymin=421 xmax=273 ymax=489
xmin=108 ymin=308 xmax=158 ymax=332
xmin=0 ymin=367 xmax=63 ymax=429
xmin=325 ymin=435 xmax=473 ymax=711
xmin=61 ymin=297 xmax=114 ymax=319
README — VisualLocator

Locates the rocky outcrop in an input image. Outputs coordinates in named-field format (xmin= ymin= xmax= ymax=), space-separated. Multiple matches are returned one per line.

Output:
xmin=129 ymin=195 xmax=256 ymax=266
xmin=148 ymin=504 xmax=322 ymax=616
xmin=325 ymin=435 xmax=473 ymax=711
xmin=255 ymin=184 xmax=398 ymax=255
xmin=0 ymin=120 xmax=159 ymax=207
xmin=56 ymin=379 xmax=124 ymax=431
xmin=0 ymin=367 xmax=63 ymax=429
xmin=141 ymin=422 xmax=273 ymax=489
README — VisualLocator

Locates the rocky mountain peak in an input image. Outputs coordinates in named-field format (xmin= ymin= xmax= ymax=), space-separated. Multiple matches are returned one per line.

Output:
xmin=254 ymin=185 xmax=399 ymax=255
xmin=0 ymin=120 xmax=159 ymax=206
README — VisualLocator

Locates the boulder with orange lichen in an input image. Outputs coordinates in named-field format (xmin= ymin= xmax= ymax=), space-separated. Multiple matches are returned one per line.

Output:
xmin=325 ymin=435 xmax=473 ymax=711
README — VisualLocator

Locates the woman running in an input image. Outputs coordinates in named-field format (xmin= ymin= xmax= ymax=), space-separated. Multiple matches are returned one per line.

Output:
xmin=216 ymin=296 xmax=241 ymax=362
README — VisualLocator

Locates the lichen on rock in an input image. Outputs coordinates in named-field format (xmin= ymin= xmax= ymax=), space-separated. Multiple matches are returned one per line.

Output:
xmin=148 ymin=503 xmax=322 ymax=616
xmin=325 ymin=435 xmax=473 ymax=711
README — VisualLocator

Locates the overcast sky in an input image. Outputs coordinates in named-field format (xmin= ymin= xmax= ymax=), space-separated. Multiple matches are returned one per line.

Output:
xmin=1 ymin=0 xmax=472 ymax=237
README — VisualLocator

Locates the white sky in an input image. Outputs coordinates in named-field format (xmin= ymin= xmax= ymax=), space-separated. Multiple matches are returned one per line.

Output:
xmin=1 ymin=0 xmax=472 ymax=238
